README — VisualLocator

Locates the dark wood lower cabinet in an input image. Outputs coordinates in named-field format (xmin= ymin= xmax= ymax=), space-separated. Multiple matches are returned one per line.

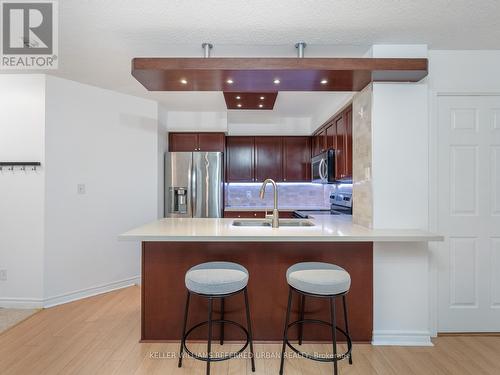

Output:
xmin=224 ymin=211 xmax=265 ymax=218
xmin=141 ymin=241 xmax=373 ymax=342
xmin=224 ymin=211 xmax=295 ymax=218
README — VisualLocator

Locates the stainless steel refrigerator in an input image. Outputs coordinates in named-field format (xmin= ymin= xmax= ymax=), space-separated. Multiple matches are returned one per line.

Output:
xmin=164 ymin=152 xmax=224 ymax=218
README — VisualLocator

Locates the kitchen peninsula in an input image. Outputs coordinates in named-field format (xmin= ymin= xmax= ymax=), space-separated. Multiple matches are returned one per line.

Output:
xmin=120 ymin=215 xmax=442 ymax=343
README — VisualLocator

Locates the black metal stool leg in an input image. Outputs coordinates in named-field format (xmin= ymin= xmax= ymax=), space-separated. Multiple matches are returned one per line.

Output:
xmin=330 ymin=297 xmax=338 ymax=375
xmin=244 ymin=288 xmax=256 ymax=372
xmin=207 ymin=297 xmax=213 ymax=375
xmin=298 ymin=295 xmax=305 ymax=345
xmin=279 ymin=287 xmax=293 ymax=375
xmin=178 ymin=291 xmax=190 ymax=368
xmin=342 ymin=295 xmax=352 ymax=365
xmin=220 ymin=297 xmax=225 ymax=345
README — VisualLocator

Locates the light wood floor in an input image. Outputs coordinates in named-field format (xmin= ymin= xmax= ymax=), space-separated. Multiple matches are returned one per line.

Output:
xmin=1 ymin=286 xmax=499 ymax=375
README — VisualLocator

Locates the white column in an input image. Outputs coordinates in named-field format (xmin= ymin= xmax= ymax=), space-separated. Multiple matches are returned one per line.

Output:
xmin=370 ymin=45 xmax=433 ymax=346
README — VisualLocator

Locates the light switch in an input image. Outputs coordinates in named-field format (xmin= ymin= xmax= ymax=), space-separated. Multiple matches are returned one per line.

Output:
xmin=77 ymin=184 xmax=86 ymax=194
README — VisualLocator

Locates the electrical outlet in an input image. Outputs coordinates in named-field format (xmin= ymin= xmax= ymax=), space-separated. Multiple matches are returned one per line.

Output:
xmin=0 ymin=269 xmax=7 ymax=281
xmin=77 ymin=184 xmax=86 ymax=195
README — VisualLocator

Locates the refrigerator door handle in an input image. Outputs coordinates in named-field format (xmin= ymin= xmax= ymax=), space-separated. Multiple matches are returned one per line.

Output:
xmin=191 ymin=155 xmax=196 ymax=217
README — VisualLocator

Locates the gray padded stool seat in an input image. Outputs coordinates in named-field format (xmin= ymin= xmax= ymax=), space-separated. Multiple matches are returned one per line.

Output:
xmin=179 ymin=261 xmax=255 ymax=375
xmin=185 ymin=261 xmax=249 ymax=295
xmin=280 ymin=262 xmax=353 ymax=375
xmin=286 ymin=262 xmax=351 ymax=295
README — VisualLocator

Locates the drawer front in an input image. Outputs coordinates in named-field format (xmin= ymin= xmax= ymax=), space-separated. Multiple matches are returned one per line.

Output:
xmin=224 ymin=211 xmax=265 ymax=218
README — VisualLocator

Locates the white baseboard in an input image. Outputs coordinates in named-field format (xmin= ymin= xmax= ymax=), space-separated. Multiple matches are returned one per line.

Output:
xmin=0 ymin=298 xmax=44 ymax=309
xmin=372 ymin=330 xmax=434 ymax=346
xmin=0 ymin=276 xmax=140 ymax=309
xmin=43 ymin=276 xmax=140 ymax=308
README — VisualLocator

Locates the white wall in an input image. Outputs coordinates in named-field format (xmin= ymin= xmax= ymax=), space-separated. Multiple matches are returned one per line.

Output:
xmin=309 ymin=93 xmax=354 ymax=132
xmin=43 ymin=76 xmax=158 ymax=306
xmin=429 ymin=50 xmax=500 ymax=92
xmin=227 ymin=112 xmax=311 ymax=135
xmin=0 ymin=75 xmax=46 ymax=308
xmin=158 ymin=105 xmax=168 ymax=218
xmin=166 ymin=111 xmax=228 ymax=132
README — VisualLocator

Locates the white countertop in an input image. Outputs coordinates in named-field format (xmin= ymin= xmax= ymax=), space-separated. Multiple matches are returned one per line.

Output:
xmin=119 ymin=215 xmax=443 ymax=242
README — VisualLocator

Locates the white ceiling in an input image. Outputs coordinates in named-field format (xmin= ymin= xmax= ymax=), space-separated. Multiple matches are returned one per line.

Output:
xmin=33 ymin=0 xmax=500 ymax=115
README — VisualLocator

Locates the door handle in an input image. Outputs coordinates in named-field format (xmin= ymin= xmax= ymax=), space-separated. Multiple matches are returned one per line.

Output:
xmin=318 ymin=158 xmax=327 ymax=181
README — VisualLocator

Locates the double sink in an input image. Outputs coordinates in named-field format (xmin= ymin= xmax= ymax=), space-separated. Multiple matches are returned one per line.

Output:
xmin=232 ymin=219 xmax=315 ymax=227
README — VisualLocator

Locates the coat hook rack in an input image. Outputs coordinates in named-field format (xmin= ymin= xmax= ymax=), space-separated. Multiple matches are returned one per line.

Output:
xmin=0 ymin=162 xmax=41 ymax=171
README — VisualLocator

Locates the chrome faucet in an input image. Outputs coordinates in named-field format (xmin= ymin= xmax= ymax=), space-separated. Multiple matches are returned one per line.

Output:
xmin=259 ymin=178 xmax=279 ymax=228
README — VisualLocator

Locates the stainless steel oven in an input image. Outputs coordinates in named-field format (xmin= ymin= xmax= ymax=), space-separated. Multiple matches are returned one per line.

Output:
xmin=311 ymin=149 xmax=335 ymax=184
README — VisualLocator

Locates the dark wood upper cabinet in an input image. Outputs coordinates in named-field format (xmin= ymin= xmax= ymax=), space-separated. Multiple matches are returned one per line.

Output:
xmin=312 ymin=134 xmax=320 ymax=156
xmin=283 ymin=136 xmax=311 ymax=182
xmin=311 ymin=103 xmax=353 ymax=180
xmin=335 ymin=115 xmax=347 ymax=180
xmin=326 ymin=122 xmax=336 ymax=150
xmin=197 ymin=133 xmax=225 ymax=152
xmin=345 ymin=108 xmax=353 ymax=180
xmin=169 ymin=132 xmax=225 ymax=152
xmin=319 ymin=129 xmax=327 ymax=153
xmin=226 ymin=136 xmax=255 ymax=182
xmin=254 ymin=136 xmax=283 ymax=182
xmin=168 ymin=133 xmax=198 ymax=152
xmin=225 ymin=136 xmax=312 ymax=183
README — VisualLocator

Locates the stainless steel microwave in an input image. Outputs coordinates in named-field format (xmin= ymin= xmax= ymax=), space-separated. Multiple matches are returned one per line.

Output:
xmin=311 ymin=149 xmax=336 ymax=184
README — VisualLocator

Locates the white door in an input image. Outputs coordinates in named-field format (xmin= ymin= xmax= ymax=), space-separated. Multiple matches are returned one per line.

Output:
xmin=437 ymin=95 xmax=500 ymax=332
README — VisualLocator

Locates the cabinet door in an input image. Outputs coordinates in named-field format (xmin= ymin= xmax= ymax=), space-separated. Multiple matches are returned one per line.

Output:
xmin=168 ymin=133 xmax=198 ymax=152
xmin=326 ymin=122 xmax=336 ymax=150
xmin=226 ymin=136 xmax=255 ymax=182
xmin=283 ymin=136 xmax=311 ymax=182
xmin=224 ymin=211 xmax=265 ymax=218
xmin=312 ymin=134 xmax=320 ymax=156
xmin=344 ymin=107 xmax=353 ymax=179
xmin=198 ymin=133 xmax=225 ymax=152
xmin=335 ymin=115 xmax=347 ymax=179
xmin=319 ymin=129 xmax=327 ymax=153
xmin=254 ymin=136 xmax=283 ymax=182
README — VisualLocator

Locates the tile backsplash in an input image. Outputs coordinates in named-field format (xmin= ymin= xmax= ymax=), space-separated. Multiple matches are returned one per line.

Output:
xmin=225 ymin=183 xmax=336 ymax=209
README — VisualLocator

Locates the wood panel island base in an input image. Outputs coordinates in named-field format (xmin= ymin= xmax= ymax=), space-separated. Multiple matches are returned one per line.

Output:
xmin=121 ymin=216 xmax=443 ymax=345
xmin=141 ymin=241 xmax=373 ymax=342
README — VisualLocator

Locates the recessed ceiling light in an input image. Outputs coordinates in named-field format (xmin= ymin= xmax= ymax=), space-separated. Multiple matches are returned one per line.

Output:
xmin=226 ymin=79 xmax=234 ymax=84
xmin=180 ymin=79 xmax=188 ymax=85
xmin=320 ymin=79 xmax=328 ymax=85
xmin=235 ymin=96 xmax=241 ymax=100
xmin=259 ymin=104 xmax=264 ymax=108
xmin=259 ymin=96 xmax=265 ymax=100
xmin=273 ymin=79 xmax=280 ymax=84
xmin=237 ymin=103 xmax=242 ymax=108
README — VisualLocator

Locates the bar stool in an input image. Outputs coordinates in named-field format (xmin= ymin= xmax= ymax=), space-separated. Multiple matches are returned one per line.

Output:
xmin=279 ymin=262 xmax=353 ymax=375
xmin=178 ymin=261 xmax=256 ymax=375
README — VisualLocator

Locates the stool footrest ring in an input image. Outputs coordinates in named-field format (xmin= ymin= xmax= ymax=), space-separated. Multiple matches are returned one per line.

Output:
xmin=285 ymin=319 xmax=352 ymax=363
xmin=182 ymin=319 xmax=250 ymax=362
